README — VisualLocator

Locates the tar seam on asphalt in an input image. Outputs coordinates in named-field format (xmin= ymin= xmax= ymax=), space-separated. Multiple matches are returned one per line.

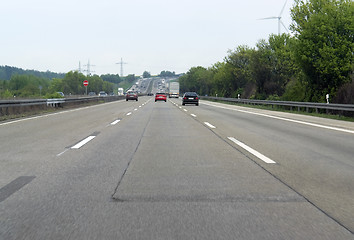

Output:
xmin=111 ymin=103 xmax=154 ymax=202
xmin=0 ymin=176 xmax=36 ymax=202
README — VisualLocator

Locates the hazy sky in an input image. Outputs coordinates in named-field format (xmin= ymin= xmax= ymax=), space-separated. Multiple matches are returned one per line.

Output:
xmin=0 ymin=0 xmax=293 ymax=76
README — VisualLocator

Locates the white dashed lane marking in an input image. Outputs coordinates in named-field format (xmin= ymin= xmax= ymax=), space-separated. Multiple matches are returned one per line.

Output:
xmin=228 ymin=137 xmax=276 ymax=164
xmin=204 ymin=122 xmax=216 ymax=129
xmin=71 ymin=136 xmax=96 ymax=149
xmin=111 ymin=119 xmax=121 ymax=125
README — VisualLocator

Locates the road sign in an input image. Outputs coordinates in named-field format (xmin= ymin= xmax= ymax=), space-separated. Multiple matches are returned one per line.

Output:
xmin=83 ymin=80 xmax=89 ymax=86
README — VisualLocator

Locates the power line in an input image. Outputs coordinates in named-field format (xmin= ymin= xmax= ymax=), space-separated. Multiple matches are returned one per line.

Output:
xmin=83 ymin=60 xmax=95 ymax=76
xmin=116 ymin=58 xmax=127 ymax=77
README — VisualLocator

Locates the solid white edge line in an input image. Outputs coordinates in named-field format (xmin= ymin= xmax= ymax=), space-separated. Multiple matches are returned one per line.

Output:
xmin=202 ymin=102 xmax=354 ymax=135
xmin=71 ymin=136 xmax=96 ymax=149
xmin=126 ymin=112 xmax=132 ymax=116
xmin=228 ymin=137 xmax=276 ymax=164
xmin=204 ymin=122 xmax=216 ymax=129
xmin=191 ymin=114 xmax=197 ymax=117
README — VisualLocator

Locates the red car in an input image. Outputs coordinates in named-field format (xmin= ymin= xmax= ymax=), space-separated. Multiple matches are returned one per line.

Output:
xmin=155 ymin=92 xmax=167 ymax=102
xmin=126 ymin=91 xmax=138 ymax=101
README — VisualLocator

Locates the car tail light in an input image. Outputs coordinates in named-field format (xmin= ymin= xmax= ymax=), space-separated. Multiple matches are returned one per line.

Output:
xmin=184 ymin=97 xmax=187 ymax=100
xmin=195 ymin=97 xmax=199 ymax=100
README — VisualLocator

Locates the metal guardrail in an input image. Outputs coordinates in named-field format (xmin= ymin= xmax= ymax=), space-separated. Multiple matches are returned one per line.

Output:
xmin=0 ymin=95 xmax=126 ymax=116
xmin=0 ymin=96 xmax=125 ymax=106
xmin=201 ymin=96 xmax=354 ymax=113
xmin=1 ymin=95 xmax=354 ymax=116
xmin=47 ymin=98 xmax=65 ymax=107
xmin=0 ymin=99 xmax=47 ymax=107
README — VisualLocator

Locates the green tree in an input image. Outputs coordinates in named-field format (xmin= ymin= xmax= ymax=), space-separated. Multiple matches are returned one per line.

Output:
xmin=143 ymin=71 xmax=151 ymax=78
xmin=100 ymin=74 xmax=121 ymax=84
xmin=49 ymin=78 xmax=64 ymax=93
xmin=250 ymin=40 xmax=274 ymax=99
xmin=179 ymin=66 xmax=210 ymax=95
xmin=160 ymin=71 xmax=176 ymax=78
xmin=124 ymin=74 xmax=136 ymax=83
xmin=102 ymin=80 xmax=114 ymax=93
xmin=8 ymin=75 xmax=50 ymax=97
xmin=225 ymin=46 xmax=255 ymax=98
xmin=291 ymin=0 xmax=354 ymax=102
xmin=87 ymin=75 xmax=103 ymax=94
xmin=62 ymin=71 xmax=86 ymax=95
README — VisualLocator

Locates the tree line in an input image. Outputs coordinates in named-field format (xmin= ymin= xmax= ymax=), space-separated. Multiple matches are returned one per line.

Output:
xmin=179 ymin=0 xmax=353 ymax=103
xmin=0 ymin=67 xmax=178 ymax=99
xmin=0 ymin=65 xmax=65 ymax=80
xmin=0 ymin=70 xmax=141 ymax=98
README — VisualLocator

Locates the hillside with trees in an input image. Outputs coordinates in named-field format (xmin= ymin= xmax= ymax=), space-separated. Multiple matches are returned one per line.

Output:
xmin=0 ymin=70 xmax=125 ymax=99
xmin=0 ymin=63 xmax=143 ymax=98
xmin=0 ymin=65 xmax=65 ymax=80
xmin=179 ymin=0 xmax=353 ymax=103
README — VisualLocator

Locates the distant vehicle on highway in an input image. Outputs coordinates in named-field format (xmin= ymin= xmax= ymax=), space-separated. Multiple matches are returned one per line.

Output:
xmin=126 ymin=91 xmax=138 ymax=101
xmin=169 ymin=82 xmax=179 ymax=98
xmin=118 ymin=88 xmax=124 ymax=96
xmin=98 ymin=91 xmax=108 ymax=96
xmin=155 ymin=92 xmax=167 ymax=102
xmin=57 ymin=92 xmax=64 ymax=97
xmin=88 ymin=92 xmax=96 ymax=96
xmin=182 ymin=92 xmax=199 ymax=106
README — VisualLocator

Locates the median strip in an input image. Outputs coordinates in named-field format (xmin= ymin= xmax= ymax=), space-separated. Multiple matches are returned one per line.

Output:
xmin=228 ymin=137 xmax=276 ymax=164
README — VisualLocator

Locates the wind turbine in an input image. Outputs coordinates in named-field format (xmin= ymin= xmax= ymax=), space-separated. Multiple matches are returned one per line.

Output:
xmin=259 ymin=0 xmax=289 ymax=35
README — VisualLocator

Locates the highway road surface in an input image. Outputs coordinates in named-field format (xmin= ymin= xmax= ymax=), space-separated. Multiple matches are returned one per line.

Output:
xmin=1 ymin=96 xmax=353 ymax=239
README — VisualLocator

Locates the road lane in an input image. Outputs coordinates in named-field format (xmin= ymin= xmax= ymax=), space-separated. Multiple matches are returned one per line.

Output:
xmin=169 ymin=98 xmax=354 ymax=233
xmin=0 ymin=98 xmax=145 ymax=186
xmin=0 ymin=97 xmax=353 ymax=239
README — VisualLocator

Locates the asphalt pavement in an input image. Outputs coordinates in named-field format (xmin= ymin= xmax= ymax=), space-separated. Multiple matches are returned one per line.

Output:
xmin=0 ymin=96 xmax=353 ymax=239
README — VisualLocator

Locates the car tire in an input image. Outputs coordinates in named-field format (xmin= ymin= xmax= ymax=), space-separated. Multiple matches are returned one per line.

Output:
xmin=182 ymin=103 xmax=185 ymax=105
xmin=196 ymin=103 xmax=199 ymax=106
xmin=126 ymin=99 xmax=128 ymax=101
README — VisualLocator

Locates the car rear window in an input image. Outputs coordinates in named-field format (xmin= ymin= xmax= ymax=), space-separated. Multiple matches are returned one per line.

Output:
xmin=185 ymin=92 xmax=198 ymax=96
